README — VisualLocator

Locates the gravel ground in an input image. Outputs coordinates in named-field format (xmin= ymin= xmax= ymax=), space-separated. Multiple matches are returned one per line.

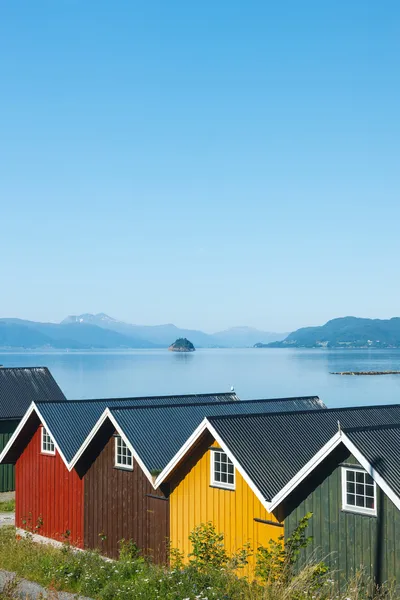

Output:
xmin=0 ymin=569 xmax=93 ymax=599
xmin=0 ymin=511 xmax=14 ymax=527
xmin=0 ymin=492 xmax=15 ymax=502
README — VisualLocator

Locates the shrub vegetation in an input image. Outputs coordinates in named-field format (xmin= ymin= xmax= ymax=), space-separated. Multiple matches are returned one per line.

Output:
xmin=0 ymin=517 xmax=395 ymax=600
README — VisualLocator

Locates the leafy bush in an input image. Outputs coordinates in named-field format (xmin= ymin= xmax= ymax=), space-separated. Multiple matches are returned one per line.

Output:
xmin=255 ymin=512 xmax=327 ymax=585
xmin=0 ymin=522 xmax=395 ymax=600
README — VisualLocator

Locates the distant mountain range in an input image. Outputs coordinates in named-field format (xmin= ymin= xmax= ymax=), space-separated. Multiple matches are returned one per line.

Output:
xmin=256 ymin=317 xmax=400 ymax=349
xmin=0 ymin=314 xmax=285 ymax=350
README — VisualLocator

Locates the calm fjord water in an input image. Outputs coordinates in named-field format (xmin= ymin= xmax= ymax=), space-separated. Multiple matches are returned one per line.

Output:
xmin=1 ymin=349 xmax=400 ymax=409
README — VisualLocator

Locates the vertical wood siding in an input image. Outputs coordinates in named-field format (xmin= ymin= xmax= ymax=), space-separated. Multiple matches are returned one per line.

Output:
xmin=169 ymin=435 xmax=283 ymax=578
xmin=283 ymin=450 xmax=400 ymax=591
xmin=15 ymin=425 xmax=84 ymax=547
xmin=83 ymin=432 xmax=169 ymax=562
xmin=0 ymin=420 xmax=18 ymax=492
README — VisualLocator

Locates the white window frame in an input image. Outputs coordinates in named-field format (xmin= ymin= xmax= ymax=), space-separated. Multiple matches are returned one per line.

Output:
xmin=114 ymin=435 xmax=133 ymax=470
xmin=341 ymin=466 xmax=377 ymax=516
xmin=41 ymin=426 xmax=55 ymax=455
xmin=210 ymin=448 xmax=235 ymax=490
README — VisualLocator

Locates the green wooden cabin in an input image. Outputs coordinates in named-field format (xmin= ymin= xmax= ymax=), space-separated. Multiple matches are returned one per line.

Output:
xmin=0 ymin=367 xmax=65 ymax=492
xmin=275 ymin=425 xmax=400 ymax=592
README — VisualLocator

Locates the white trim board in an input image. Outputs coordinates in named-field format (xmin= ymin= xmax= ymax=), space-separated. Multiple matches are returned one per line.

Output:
xmin=340 ymin=433 xmax=400 ymax=512
xmin=106 ymin=409 xmax=156 ymax=486
xmin=0 ymin=402 xmax=36 ymax=464
xmin=341 ymin=465 xmax=377 ymax=517
xmin=155 ymin=418 xmax=273 ymax=512
xmin=267 ymin=431 xmax=400 ymax=513
xmin=68 ymin=408 xmax=110 ymax=470
xmin=0 ymin=402 xmax=70 ymax=470
xmin=267 ymin=431 xmax=343 ymax=511
xmin=68 ymin=407 xmax=156 ymax=486
xmin=154 ymin=418 xmax=209 ymax=488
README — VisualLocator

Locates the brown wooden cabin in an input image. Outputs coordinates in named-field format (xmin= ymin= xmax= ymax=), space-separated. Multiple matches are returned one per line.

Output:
xmin=78 ymin=419 xmax=169 ymax=562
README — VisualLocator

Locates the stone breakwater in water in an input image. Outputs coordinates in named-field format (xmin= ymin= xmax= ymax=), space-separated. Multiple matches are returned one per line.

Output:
xmin=330 ymin=371 xmax=400 ymax=376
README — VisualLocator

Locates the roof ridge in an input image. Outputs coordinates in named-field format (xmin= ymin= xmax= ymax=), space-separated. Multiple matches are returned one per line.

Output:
xmin=35 ymin=394 xmax=319 ymax=406
xmin=107 ymin=396 xmax=322 ymax=413
xmin=206 ymin=403 xmax=400 ymax=422
xmin=344 ymin=422 xmax=400 ymax=434
xmin=110 ymin=399 xmax=240 ymax=411
xmin=35 ymin=392 xmax=238 ymax=405
xmin=0 ymin=366 xmax=50 ymax=371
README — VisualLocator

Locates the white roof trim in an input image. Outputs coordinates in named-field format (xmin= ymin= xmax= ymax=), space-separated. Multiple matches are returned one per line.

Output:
xmin=154 ymin=418 xmax=209 ymax=487
xmin=0 ymin=402 xmax=36 ymax=464
xmin=0 ymin=402 xmax=70 ymax=470
xmin=155 ymin=418 xmax=272 ymax=512
xmin=68 ymin=408 xmax=156 ymax=486
xmin=205 ymin=420 xmax=271 ymax=511
xmin=268 ymin=430 xmax=400 ymax=512
xmin=340 ymin=433 xmax=400 ymax=512
xmin=68 ymin=408 xmax=110 ymax=470
xmin=34 ymin=405 xmax=70 ymax=469
xmin=106 ymin=409 xmax=155 ymax=487
xmin=267 ymin=431 xmax=343 ymax=511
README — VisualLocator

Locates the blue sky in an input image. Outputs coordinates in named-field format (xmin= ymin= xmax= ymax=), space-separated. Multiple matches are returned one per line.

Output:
xmin=1 ymin=1 xmax=399 ymax=332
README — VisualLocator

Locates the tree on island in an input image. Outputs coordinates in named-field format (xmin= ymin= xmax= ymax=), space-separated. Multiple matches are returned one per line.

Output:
xmin=168 ymin=338 xmax=196 ymax=352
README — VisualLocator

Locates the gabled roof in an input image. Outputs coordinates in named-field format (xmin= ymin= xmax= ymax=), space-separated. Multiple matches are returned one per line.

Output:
xmin=106 ymin=396 xmax=324 ymax=474
xmin=33 ymin=391 xmax=240 ymax=463
xmin=204 ymin=405 xmax=400 ymax=504
xmin=0 ymin=367 xmax=65 ymax=419
xmin=0 ymin=394 xmax=324 ymax=475
xmin=156 ymin=403 xmax=400 ymax=510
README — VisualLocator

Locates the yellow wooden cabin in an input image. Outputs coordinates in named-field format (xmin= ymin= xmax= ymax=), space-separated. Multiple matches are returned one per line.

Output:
xmin=158 ymin=424 xmax=284 ymax=577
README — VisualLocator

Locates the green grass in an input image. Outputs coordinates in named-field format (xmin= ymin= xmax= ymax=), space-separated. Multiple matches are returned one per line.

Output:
xmin=0 ymin=500 xmax=15 ymax=512
xmin=0 ymin=526 xmax=395 ymax=600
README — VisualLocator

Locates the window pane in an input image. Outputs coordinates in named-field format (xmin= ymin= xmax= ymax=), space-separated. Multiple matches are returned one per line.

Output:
xmin=344 ymin=469 xmax=375 ymax=513
xmin=347 ymin=493 xmax=355 ymax=505
xmin=212 ymin=451 xmax=234 ymax=487
xmin=366 ymin=496 xmax=375 ymax=509
xmin=115 ymin=436 xmax=132 ymax=468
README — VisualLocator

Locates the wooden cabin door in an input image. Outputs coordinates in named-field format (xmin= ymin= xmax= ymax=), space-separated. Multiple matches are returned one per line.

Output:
xmin=146 ymin=494 xmax=169 ymax=565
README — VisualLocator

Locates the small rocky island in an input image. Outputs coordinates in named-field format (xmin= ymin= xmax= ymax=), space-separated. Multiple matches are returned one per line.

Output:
xmin=168 ymin=338 xmax=196 ymax=352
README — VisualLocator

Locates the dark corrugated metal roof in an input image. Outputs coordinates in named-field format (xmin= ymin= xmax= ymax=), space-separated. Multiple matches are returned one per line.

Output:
xmin=36 ymin=394 xmax=323 ymax=465
xmin=109 ymin=396 xmax=325 ymax=473
xmin=35 ymin=391 xmax=239 ymax=462
xmin=206 ymin=404 xmax=400 ymax=502
xmin=0 ymin=367 xmax=65 ymax=419
xmin=345 ymin=424 xmax=400 ymax=499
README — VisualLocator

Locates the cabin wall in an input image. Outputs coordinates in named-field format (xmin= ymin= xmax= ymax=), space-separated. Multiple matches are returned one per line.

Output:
xmin=0 ymin=420 xmax=19 ymax=492
xmin=169 ymin=435 xmax=283 ymax=577
xmin=283 ymin=450 xmax=400 ymax=591
xmin=15 ymin=425 xmax=84 ymax=547
xmin=83 ymin=432 xmax=169 ymax=563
